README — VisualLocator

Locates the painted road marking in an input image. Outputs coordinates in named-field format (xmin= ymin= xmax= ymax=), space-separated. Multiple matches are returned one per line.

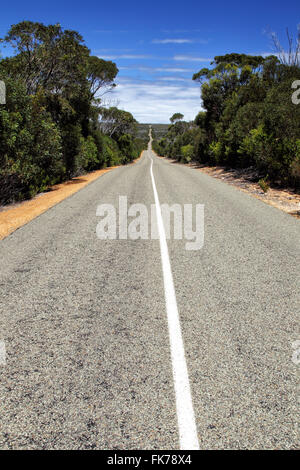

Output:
xmin=149 ymin=149 xmax=199 ymax=450
xmin=0 ymin=340 xmax=6 ymax=366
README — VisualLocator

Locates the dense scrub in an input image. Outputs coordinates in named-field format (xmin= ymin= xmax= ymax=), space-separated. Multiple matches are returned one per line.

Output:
xmin=153 ymin=54 xmax=300 ymax=189
xmin=0 ymin=21 xmax=146 ymax=204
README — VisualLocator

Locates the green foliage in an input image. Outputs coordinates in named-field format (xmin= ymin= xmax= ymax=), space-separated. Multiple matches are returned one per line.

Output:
xmin=60 ymin=123 xmax=82 ymax=177
xmin=86 ymin=55 xmax=118 ymax=99
xmin=0 ymin=79 xmax=63 ymax=203
xmin=0 ymin=21 xmax=143 ymax=204
xmin=154 ymin=52 xmax=300 ymax=189
xmin=209 ymin=141 xmax=223 ymax=163
xmin=2 ymin=21 xmax=90 ymax=95
xmin=77 ymin=135 xmax=99 ymax=172
xmin=118 ymin=133 xmax=140 ymax=163
xmin=170 ymin=113 xmax=184 ymax=123
xmin=258 ymin=177 xmax=270 ymax=193
xmin=98 ymin=107 xmax=137 ymax=138
xmin=181 ymin=144 xmax=194 ymax=163
xmin=290 ymin=140 xmax=300 ymax=185
xmin=99 ymin=134 xmax=122 ymax=167
xmin=137 ymin=123 xmax=168 ymax=141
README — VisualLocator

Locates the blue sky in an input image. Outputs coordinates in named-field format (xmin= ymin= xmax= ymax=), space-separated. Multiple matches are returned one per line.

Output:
xmin=0 ymin=0 xmax=299 ymax=122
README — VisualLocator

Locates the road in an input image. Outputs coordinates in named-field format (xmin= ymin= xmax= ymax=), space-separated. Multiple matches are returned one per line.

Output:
xmin=0 ymin=134 xmax=299 ymax=449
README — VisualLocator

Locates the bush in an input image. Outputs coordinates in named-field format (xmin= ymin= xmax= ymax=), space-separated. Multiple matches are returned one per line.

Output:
xmin=181 ymin=144 xmax=194 ymax=163
xmin=99 ymin=134 xmax=122 ymax=167
xmin=0 ymin=83 xmax=63 ymax=203
xmin=208 ymin=141 xmax=223 ymax=164
xmin=118 ymin=134 xmax=135 ymax=163
xmin=76 ymin=135 xmax=99 ymax=172
xmin=0 ymin=21 xmax=143 ymax=205
xmin=258 ymin=177 xmax=270 ymax=193
xmin=154 ymin=54 xmax=300 ymax=191
xmin=60 ymin=123 xmax=82 ymax=177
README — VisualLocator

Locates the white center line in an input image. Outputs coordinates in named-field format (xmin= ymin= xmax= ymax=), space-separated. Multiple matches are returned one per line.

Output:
xmin=0 ymin=340 xmax=6 ymax=366
xmin=149 ymin=149 xmax=199 ymax=450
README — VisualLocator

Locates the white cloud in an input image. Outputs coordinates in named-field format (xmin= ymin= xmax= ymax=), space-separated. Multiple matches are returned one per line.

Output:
xmin=99 ymin=54 xmax=154 ymax=60
xmin=152 ymin=38 xmax=194 ymax=44
xmin=261 ymin=51 xmax=281 ymax=58
xmin=174 ymin=55 xmax=212 ymax=62
xmin=161 ymin=29 xmax=207 ymax=34
xmin=94 ymin=48 xmax=134 ymax=53
xmin=159 ymin=77 xmax=190 ymax=82
xmin=118 ymin=66 xmax=193 ymax=73
xmin=108 ymin=78 xmax=202 ymax=123
xmin=156 ymin=67 xmax=193 ymax=72
xmin=94 ymin=30 xmax=130 ymax=33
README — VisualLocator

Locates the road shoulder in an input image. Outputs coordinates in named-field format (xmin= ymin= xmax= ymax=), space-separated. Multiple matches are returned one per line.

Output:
xmin=0 ymin=156 xmax=142 ymax=240
xmin=157 ymin=156 xmax=300 ymax=219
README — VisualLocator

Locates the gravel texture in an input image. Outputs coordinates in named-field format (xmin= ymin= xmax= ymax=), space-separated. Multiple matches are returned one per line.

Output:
xmin=0 ymin=147 xmax=299 ymax=449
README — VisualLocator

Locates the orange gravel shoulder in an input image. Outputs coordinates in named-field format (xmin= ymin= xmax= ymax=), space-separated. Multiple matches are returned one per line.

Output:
xmin=0 ymin=165 xmax=121 ymax=240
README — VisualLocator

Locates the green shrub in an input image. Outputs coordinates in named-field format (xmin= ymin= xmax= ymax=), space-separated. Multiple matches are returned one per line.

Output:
xmin=118 ymin=133 xmax=135 ymax=163
xmin=0 ymin=83 xmax=63 ymax=203
xmin=99 ymin=134 xmax=122 ymax=167
xmin=0 ymin=21 xmax=144 ymax=205
xmin=209 ymin=141 xmax=223 ymax=164
xmin=77 ymin=135 xmax=99 ymax=172
xmin=258 ymin=177 xmax=270 ymax=193
xmin=181 ymin=144 xmax=194 ymax=163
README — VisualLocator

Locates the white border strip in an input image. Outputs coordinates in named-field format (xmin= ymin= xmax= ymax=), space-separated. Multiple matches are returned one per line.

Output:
xmin=0 ymin=340 xmax=6 ymax=366
xmin=149 ymin=150 xmax=199 ymax=450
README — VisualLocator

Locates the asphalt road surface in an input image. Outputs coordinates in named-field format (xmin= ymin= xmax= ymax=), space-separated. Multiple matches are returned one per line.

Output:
xmin=0 ymin=135 xmax=299 ymax=449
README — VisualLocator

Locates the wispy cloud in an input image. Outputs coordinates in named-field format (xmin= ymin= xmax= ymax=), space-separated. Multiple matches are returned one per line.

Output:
xmin=98 ymin=54 xmax=212 ymax=63
xmin=99 ymin=54 xmax=154 ymax=60
xmin=261 ymin=51 xmax=280 ymax=58
xmin=154 ymin=67 xmax=194 ymax=72
xmin=174 ymin=55 xmax=212 ymax=62
xmin=94 ymin=30 xmax=130 ymax=33
xmin=94 ymin=48 xmax=134 ymax=54
xmin=159 ymin=76 xmax=190 ymax=82
xmin=161 ymin=29 xmax=206 ymax=34
xmin=109 ymin=78 xmax=202 ymax=123
xmin=118 ymin=66 xmax=193 ymax=73
xmin=152 ymin=38 xmax=194 ymax=44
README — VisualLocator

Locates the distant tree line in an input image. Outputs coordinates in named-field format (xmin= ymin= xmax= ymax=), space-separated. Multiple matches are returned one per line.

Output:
xmin=153 ymin=51 xmax=300 ymax=189
xmin=0 ymin=21 xmax=146 ymax=204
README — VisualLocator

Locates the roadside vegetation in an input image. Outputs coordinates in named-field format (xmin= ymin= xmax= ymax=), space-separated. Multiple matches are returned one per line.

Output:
xmin=0 ymin=21 xmax=146 ymax=204
xmin=137 ymin=123 xmax=169 ymax=141
xmin=153 ymin=45 xmax=300 ymax=190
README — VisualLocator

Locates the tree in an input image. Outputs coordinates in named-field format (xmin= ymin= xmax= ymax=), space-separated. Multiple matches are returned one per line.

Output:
xmin=86 ymin=56 xmax=118 ymax=99
xmin=271 ymin=26 xmax=300 ymax=67
xmin=0 ymin=80 xmax=63 ymax=203
xmin=170 ymin=112 xmax=184 ymax=123
xmin=181 ymin=144 xmax=194 ymax=163
xmin=0 ymin=21 xmax=145 ymax=203
xmin=154 ymin=50 xmax=300 ymax=188
xmin=98 ymin=107 xmax=137 ymax=138
xmin=1 ymin=21 xmax=90 ymax=95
